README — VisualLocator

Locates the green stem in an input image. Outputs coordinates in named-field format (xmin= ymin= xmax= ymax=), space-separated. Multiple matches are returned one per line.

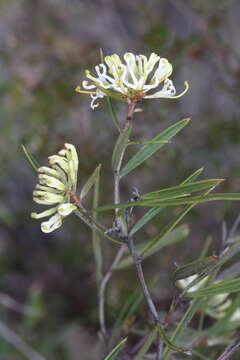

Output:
xmin=74 ymin=208 xmax=122 ymax=245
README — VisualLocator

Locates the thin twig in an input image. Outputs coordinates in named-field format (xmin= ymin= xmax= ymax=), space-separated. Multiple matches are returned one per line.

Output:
xmin=114 ymin=100 xmax=136 ymax=221
xmin=99 ymin=101 xmax=137 ymax=346
xmin=0 ymin=292 xmax=39 ymax=317
xmin=114 ymin=148 xmax=126 ymax=220
xmin=217 ymin=334 xmax=240 ymax=360
xmin=0 ymin=320 xmax=45 ymax=360
xmin=128 ymin=236 xmax=159 ymax=323
xmin=74 ymin=208 xmax=122 ymax=245
xmin=128 ymin=236 xmax=164 ymax=360
xmin=157 ymin=331 xmax=163 ymax=360
xmin=226 ymin=213 xmax=240 ymax=244
xmin=114 ymin=101 xmax=164 ymax=358
xmin=99 ymin=243 xmax=127 ymax=343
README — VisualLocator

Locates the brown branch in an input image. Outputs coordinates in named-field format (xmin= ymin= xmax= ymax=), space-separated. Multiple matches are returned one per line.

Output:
xmin=0 ymin=321 xmax=45 ymax=360
xmin=217 ymin=334 xmax=240 ymax=360
xmin=99 ymin=101 xmax=136 ymax=345
xmin=128 ymin=236 xmax=163 ymax=360
xmin=99 ymin=243 xmax=127 ymax=344
xmin=114 ymin=100 xmax=136 ymax=221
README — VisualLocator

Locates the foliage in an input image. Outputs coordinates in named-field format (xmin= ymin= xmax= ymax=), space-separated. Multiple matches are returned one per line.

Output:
xmin=2 ymin=1 xmax=240 ymax=359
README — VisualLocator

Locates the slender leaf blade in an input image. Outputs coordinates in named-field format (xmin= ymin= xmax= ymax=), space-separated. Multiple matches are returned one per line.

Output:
xmin=80 ymin=164 xmax=102 ymax=200
xmin=97 ymin=192 xmax=240 ymax=211
xmin=104 ymin=338 xmax=127 ymax=360
xmin=142 ymin=204 xmax=196 ymax=257
xmin=162 ymin=299 xmax=202 ymax=359
xmin=22 ymin=145 xmax=39 ymax=172
xmin=116 ymin=225 xmax=189 ymax=270
xmin=129 ymin=168 xmax=204 ymax=237
xmin=174 ymin=257 xmax=217 ymax=281
xmin=188 ymin=278 xmax=240 ymax=298
xmin=183 ymin=168 xmax=204 ymax=184
xmin=107 ymin=97 xmax=120 ymax=131
xmin=92 ymin=165 xmax=102 ymax=286
xmin=112 ymin=122 xmax=132 ymax=171
xmin=181 ymin=242 xmax=240 ymax=295
xmin=130 ymin=207 xmax=163 ymax=236
xmin=120 ymin=118 xmax=190 ymax=177
xmin=110 ymin=290 xmax=143 ymax=346
xmin=157 ymin=323 xmax=191 ymax=355
xmin=142 ymin=179 xmax=222 ymax=200
xmin=130 ymin=140 xmax=168 ymax=145
xmin=133 ymin=326 xmax=158 ymax=360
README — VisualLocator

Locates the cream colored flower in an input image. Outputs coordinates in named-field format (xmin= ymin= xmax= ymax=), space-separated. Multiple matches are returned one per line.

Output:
xmin=177 ymin=275 xmax=239 ymax=321
xmin=76 ymin=52 xmax=188 ymax=109
xmin=31 ymin=143 xmax=78 ymax=233
xmin=177 ymin=274 xmax=208 ymax=293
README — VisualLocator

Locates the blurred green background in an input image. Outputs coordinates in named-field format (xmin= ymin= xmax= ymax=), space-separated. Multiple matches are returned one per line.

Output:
xmin=1 ymin=0 xmax=240 ymax=358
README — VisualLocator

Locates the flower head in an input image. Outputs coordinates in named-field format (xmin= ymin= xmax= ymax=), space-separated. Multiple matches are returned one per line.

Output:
xmin=177 ymin=274 xmax=238 ymax=320
xmin=31 ymin=143 xmax=78 ymax=233
xmin=76 ymin=52 xmax=189 ymax=109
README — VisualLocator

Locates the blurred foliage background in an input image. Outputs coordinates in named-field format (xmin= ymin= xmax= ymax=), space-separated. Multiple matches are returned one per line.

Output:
xmin=1 ymin=0 xmax=240 ymax=358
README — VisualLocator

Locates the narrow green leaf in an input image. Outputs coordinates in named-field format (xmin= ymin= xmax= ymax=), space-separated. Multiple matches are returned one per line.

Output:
xmin=162 ymin=298 xmax=202 ymax=359
xmin=80 ymin=164 xmax=102 ymax=200
xmin=174 ymin=257 xmax=217 ymax=281
xmin=181 ymin=242 xmax=240 ymax=295
xmin=129 ymin=140 xmax=168 ymax=145
xmin=98 ymin=191 xmax=240 ymax=211
xmin=142 ymin=204 xmax=196 ymax=257
xmin=104 ymin=338 xmax=127 ymax=360
xmin=129 ymin=168 xmax=204 ymax=237
xmin=130 ymin=207 xmax=164 ymax=236
xmin=158 ymin=323 xmax=191 ymax=356
xmin=107 ymin=97 xmax=120 ymax=131
xmin=100 ymin=48 xmax=104 ymax=62
xmin=142 ymin=179 xmax=222 ymax=200
xmin=142 ymin=184 xmax=216 ymax=257
xmin=116 ymin=225 xmax=189 ymax=270
xmin=120 ymin=118 xmax=190 ymax=177
xmin=200 ymin=236 xmax=212 ymax=258
xmin=110 ymin=290 xmax=144 ymax=347
xmin=92 ymin=165 xmax=102 ymax=286
xmin=112 ymin=122 xmax=132 ymax=171
xmin=183 ymin=168 xmax=204 ymax=184
xmin=188 ymin=278 xmax=240 ymax=298
xmin=187 ymin=193 xmax=240 ymax=203
xmin=133 ymin=325 xmax=158 ymax=360
xmin=22 ymin=145 xmax=39 ymax=172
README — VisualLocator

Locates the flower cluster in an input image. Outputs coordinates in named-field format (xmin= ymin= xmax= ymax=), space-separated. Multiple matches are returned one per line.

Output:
xmin=76 ymin=52 xmax=188 ymax=109
xmin=31 ymin=144 xmax=79 ymax=233
xmin=178 ymin=275 xmax=240 ymax=321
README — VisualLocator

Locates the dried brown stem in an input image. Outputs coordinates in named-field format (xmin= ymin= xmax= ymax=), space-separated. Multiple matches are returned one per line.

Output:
xmin=99 ymin=243 xmax=127 ymax=343
xmin=217 ymin=334 xmax=240 ymax=360
xmin=0 ymin=321 xmax=45 ymax=360
xmin=128 ymin=236 xmax=163 ymax=360
xmin=99 ymin=101 xmax=136 ymax=345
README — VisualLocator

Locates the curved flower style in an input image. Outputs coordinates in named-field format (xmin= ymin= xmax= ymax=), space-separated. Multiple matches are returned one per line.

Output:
xmin=31 ymin=143 xmax=79 ymax=233
xmin=76 ymin=52 xmax=189 ymax=109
